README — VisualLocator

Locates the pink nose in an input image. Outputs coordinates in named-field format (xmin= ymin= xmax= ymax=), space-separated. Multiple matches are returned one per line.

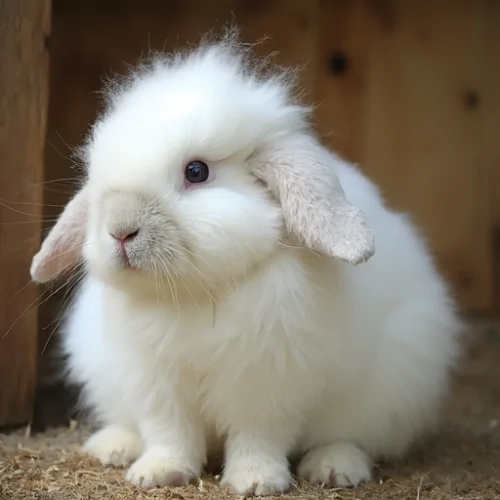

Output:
xmin=110 ymin=229 xmax=139 ymax=243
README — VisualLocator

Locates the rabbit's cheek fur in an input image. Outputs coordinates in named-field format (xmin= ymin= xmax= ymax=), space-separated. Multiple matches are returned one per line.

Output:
xmin=83 ymin=179 xmax=284 ymax=293
xmin=176 ymin=185 xmax=284 ymax=284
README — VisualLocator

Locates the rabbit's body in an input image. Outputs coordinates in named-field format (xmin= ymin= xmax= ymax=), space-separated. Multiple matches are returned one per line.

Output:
xmin=31 ymin=34 xmax=460 ymax=495
xmin=64 ymin=159 xmax=458 ymax=493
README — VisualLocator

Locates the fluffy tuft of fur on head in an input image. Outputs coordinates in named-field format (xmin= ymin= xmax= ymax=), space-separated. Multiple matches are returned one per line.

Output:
xmin=31 ymin=29 xmax=461 ymax=497
xmin=79 ymin=28 xmax=310 ymax=168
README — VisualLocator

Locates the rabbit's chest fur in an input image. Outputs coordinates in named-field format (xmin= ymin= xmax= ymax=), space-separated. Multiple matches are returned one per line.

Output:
xmin=64 ymin=248 xmax=364 ymax=430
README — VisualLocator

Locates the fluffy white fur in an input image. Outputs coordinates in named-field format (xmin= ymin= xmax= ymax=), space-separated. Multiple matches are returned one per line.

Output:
xmin=34 ymin=34 xmax=461 ymax=495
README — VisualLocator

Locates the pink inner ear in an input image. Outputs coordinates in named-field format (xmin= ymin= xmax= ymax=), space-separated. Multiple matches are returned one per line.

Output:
xmin=30 ymin=187 xmax=89 ymax=284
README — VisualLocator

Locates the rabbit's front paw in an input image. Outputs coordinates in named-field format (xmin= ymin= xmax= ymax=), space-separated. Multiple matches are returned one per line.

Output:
xmin=83 ymin=425 xmax=142 ymax=467
xmin=221 ymin=460 xmax=292 ymax=496
xmin=297 ymin=443 xmax=372 ymax=488
xmin=126 ymin=448 xmax=198 ymax=488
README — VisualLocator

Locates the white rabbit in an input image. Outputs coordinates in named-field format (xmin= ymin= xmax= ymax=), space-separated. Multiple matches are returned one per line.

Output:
xmin=31 ymin=31 xmax=462 ymax=496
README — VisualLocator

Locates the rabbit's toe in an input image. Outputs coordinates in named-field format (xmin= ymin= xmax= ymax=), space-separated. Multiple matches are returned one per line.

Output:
xmin=83 ymin=425 xmax=142 ymax=467
xmin=126 ymin=448 xmax=197 ymax=488
xmin=221 ymin=460 xmax=292 ymax=496
xmin=297 ymin=443 xmax=372 ymax=488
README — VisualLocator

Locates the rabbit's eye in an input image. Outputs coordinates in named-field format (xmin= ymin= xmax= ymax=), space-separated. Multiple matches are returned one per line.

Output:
xmin=185 ymin=160 xmax=209 ymax=184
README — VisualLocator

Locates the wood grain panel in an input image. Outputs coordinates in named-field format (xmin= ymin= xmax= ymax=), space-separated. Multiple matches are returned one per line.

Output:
xmin=315 ymin=0 xmax=369 ymax=162
xmin=361 ymin=0 xmax=492 ymax=311
xmin=0 ymin=0 xmax=51 ymax=427
xmin=478 ymin=1 xmax=500 ymax=313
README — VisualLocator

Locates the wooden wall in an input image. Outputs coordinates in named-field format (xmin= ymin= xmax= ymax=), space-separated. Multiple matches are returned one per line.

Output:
xmin=0 ymin=0 xmax=50 ymax=428
xmin=2 ymin=0 xmax=498 ymax=427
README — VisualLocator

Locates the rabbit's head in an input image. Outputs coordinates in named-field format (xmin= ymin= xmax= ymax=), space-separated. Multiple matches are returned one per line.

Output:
xmin=31 ymin=32 xmax=375 ymax=297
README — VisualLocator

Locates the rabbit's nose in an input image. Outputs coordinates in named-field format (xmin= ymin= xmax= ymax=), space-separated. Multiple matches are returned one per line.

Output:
xmin=110 ymin=229 xmax=139 ymax=243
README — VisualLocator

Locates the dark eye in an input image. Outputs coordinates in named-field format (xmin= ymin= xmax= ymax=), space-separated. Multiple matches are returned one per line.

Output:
xmin=185 ymin=160 xmax=209 ymax=184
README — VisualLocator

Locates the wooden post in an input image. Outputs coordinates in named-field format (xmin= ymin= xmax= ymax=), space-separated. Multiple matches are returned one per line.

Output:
xmin=0 ymin=0 xmax=51 ymax=427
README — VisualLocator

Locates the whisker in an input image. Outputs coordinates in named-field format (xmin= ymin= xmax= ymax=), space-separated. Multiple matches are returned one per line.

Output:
xmin=5 ymin=279 xmax=35 ymax=310
xmin=157 ymin=253 xmax=180 ymax=313
xmin=46 ymin=138 xmax=74 ymax=163
xmin=55 ymin=131 xmax=77 ymax=155
xmin=182 ymin=260 xmax=219 ymax=308
xmin=152 ymin=260 xmax=161 ymax=306
xmin=166 ymin=247 xmax=222 ymax=309
xmin=171 ymin=245 xmax=234 ymax=298
xmin=41 ymin=270 xmax=85 ymax=354
xmin=41 ymin=186 xmax=78 ymax=196
xmin=0 ymin=198 xmax=47 ymax=217
xmin=38 ymin=240 xmax=93 ymax=267
xmin=1 ymin=268 xmax=81 ymax=341
xmin=30 ymin=177 xmax=81 ymax=187
xmin=277 ymin=240 xmax=322 ymax=258
xmin=179 ymin=272 xmax=202 ymax=312
xmin=0 ymin=219 xmax=60 ymax=226
xmin=0 ymin=199 xmax=67 ymax=209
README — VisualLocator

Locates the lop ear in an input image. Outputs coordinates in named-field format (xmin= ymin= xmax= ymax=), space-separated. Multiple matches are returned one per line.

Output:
xmin=31 ymin=184 xmax=89 ymax=284
xmin=251 ymin=135 xmax=375 ymax=264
